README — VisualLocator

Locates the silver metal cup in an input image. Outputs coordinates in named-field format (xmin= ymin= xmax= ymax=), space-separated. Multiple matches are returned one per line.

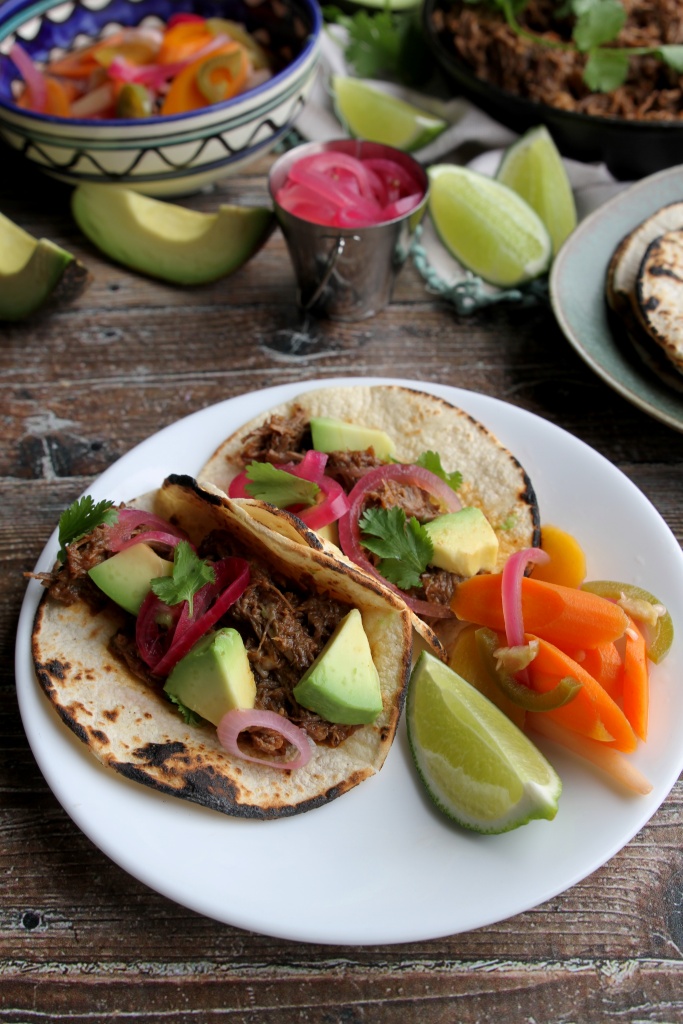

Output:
xmin=268 ymin=139 xmax=429 ymax=322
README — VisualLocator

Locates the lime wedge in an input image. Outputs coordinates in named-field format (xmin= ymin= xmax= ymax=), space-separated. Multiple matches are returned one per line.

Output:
xmin=331 ymin=77 xmax=447 ymax=152
xmin=406 ymin=651 xmax=562 ymax=834
xmin=496 ymin=125 xmax=577 ymax=255
xmin=427 ymin=164 xmax=552 ymax=288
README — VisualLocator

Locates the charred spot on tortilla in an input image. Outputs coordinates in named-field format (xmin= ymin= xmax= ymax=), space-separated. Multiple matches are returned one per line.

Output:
xmin=31 ymin=475 xmax=412 ymax=819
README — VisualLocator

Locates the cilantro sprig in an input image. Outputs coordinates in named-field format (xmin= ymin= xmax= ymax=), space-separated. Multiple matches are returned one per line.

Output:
xmin=57 ymin=495 xmax=118 ymax=562
xmin=322 ymin=5 xmax=432 ymax=85
xmin=359 ymin=506 xmax=433 ymax=590
xmin=244 ymin=461 xmax=320 ymax=508
xmin=491 ymin=0 xmax=683 ymax=92
xmin=150 ymin=541 xmax=215 ymax=617
xmin=414 ymin=451 xmax=462 ymax=493
xmin=166 ymin=693 xmax=205 ymax=726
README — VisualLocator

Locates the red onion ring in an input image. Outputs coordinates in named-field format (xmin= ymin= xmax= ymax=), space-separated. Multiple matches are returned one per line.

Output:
xmin=105 ymin=508 xmax=189 ymax=551
xmin=501 ymin=546 xmax=550 ymax=685
xmin=217 ymin=709 xmax=312 ymax=770
xmin=337 ymin=463 xmax=462 ymax=619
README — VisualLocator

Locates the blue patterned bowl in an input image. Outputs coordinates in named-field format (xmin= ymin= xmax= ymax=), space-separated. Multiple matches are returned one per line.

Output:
xmin=0 ymin=0 xmax=322 ymax=195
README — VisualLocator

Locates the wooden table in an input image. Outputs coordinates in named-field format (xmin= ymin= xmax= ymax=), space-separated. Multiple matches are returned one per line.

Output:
xmin=2 ymin=141 xmax=682 ymax=1023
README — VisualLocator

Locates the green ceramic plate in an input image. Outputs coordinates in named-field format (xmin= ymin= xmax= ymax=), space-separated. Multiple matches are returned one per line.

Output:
xmin=550 ymin=165 xmax=683 ymax=433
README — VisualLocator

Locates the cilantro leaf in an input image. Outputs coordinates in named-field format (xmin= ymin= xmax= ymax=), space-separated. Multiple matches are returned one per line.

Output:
xmin=658 ymin=45 xmax=683 ymax=72
xmin=571 ymin=0 xmax=625 ymax=50
xmin=415 ymin=451 xmax=463 ymax=493
xmin=322 ymin=6 xmax=431 ymax=85
xmin=244 ymin=461 xmax=319 ymax=508
xmin=359 ymin=506 xmax=433 ymax=590
xmin=150 ymin=541 xmax=215 ymax=617
xmin=166 ymin=693 xmax=204 ymax=727
xmin=583 ymin=46 xmax=629 ymax=91
xmin=57 ymin=495 xmax=118 ymax=562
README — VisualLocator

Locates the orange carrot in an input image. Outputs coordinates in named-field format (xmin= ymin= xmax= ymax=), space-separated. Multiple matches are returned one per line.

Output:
xmin=527 ymin=634 xmax=638 ymax=753
xmin=528 ymin=715 xmax=652 ymax=795
xmin=622 ymin=618 xmax=649 ymax=742
xmin=157 ymin=20 xmax=214 ymax=64
xmin=571 ymin=641 xmax=623 ymax=701
xmin=44 ymin=77 xmax=73 ymax=116
xmin=160 ymin=42 xmax=245 ymax=115
xmin=452 ymin=574 xmax=629 ymax=650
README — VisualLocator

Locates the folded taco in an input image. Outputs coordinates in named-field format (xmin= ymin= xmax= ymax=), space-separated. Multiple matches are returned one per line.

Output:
xmin=31 ymin=475 xmax=412 ymax=819
xmin=199 ymin=385 xmax=540 ymax=647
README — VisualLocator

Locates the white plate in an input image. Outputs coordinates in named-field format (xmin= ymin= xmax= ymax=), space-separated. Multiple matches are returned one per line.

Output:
xmin=15 ymin=377 xmax=683 ymax=946
xmin=550 ymin=164 xmax=683 ymax=433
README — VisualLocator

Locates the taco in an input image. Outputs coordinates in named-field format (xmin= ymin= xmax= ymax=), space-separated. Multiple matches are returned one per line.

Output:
xmin=199 ymin=385 xmax=540 ymax=648
xmin=30 ymin=475 xmax=412 ymax=819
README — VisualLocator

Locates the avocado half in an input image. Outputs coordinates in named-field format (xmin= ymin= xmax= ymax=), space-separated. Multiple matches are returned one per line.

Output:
xmin=0 ymin=211 xmax=90 ymax=321
xmin=71 ymin=184 xmax=275 ymax=286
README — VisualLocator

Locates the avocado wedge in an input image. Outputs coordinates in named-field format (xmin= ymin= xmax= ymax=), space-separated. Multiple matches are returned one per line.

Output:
xmin=71 ymin=184 xmax=275 ymax=286
xmin=0 ymin=211 xmax=90 ymax=321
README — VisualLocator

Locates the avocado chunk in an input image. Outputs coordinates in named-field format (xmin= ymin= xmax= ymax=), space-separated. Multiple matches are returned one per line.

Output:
xmin=164 ymin=628 xmax=256 ymax=726
xmin=88 ymin=542 xmax=174 ymax=615
xmin=0 ymin=210 xmax=89 ymax=321
xmin=310 ymin=416 xmax=396 ymax=460
xmin=293 ymin=608 xmax=383 ymax=724
xmin=71 ymin=183 xmax=275 ymax=285
xmin=423 ymin=507 xmax=499 ymax=577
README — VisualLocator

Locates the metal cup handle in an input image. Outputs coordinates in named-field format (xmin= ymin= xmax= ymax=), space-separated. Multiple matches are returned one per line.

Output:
xmin=298 ymin=235 xmax=347 ymax=311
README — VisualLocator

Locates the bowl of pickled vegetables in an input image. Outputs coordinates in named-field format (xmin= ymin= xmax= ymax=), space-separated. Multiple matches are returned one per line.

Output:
xmin=0 ymin=0 xmax=322 ymax=195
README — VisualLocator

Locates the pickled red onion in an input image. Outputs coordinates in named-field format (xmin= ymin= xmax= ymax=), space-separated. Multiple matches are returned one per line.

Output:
xmin=337 ymin=463 xmax=461 ymax=619
xmin=9 ymin=42 xmax=47 ymax=112
xmin=500 ymin=547 xmax=550 ymax=685
xmin=229 ymin=452 xmax=349 ymax=530
xmin=105 ymin=508 xmax=189 ymax=551
xmin=275 ymin=151 xmax=424 ymax=228
xmin=217 ymin=708 xmax=312 ymax=770
xmin=107 ymin=34 xmax=228 ymax=89
xmin=135 ymin=556 xmax=250 ymax=676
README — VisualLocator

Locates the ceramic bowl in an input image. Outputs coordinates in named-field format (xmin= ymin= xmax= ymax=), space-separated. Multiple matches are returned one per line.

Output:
xmin=422 ymin=0 xmax=683 ymax=181
xmin=0 ymin=0 xmax=322 ymax=195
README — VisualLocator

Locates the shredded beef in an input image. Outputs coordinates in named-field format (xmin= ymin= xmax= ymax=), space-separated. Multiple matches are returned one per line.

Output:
xmin=35 ymin=524 xmax=111 ymax=609
xmin=238 ymin=405 xmax=311 ymax=467
xmin=199 ymin=529 xmax=357 ymax=746
xmin=109 ymin=628 xmax=159 ymax=688
xmin=432 ymin=0 xmax=683 ymax=122
xmin=324 ymin=449 xmax=385 ymax=490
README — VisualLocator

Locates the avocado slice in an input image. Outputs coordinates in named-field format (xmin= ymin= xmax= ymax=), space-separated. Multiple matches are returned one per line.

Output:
xmin=310 ymin=416 xmax=396 ymax=459
xmin=0 ymin=210 xmax=89 ymax=321
xmin=293 ymin=608 xmax=383 ymax=724
xmin=164 ymin=628 xmax=257 ymax=725
xmin=423 ymin=507 xmax=499 ymax=577
xmin=88 ymin=542 xmax=174 ymax=615
xmin=71 ymin=183 xmax=275 ymax=285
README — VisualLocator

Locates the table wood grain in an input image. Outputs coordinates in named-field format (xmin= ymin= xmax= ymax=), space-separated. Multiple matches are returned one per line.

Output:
xmin=2 ymin=142 xmax=682 ymax=1024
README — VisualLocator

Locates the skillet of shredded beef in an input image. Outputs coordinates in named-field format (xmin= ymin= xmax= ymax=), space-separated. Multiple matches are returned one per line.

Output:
xmin=431 ymin=0 xmax=683 ymax=121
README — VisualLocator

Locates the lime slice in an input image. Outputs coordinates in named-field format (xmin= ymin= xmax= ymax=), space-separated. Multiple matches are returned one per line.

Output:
xmin=427 ymin=164 xmax=552 ymax=288
xmin=331 ymin=77 xmax=447 ymax=152
xmin=496 ymin=125 xmax=577 ymax=255
xmin=406 ymin=651 xmax=562 ymax=834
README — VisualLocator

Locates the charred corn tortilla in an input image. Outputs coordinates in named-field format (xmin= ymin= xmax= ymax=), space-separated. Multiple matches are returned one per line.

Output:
xmin=199 ymin=383 xmax=540 ymax=573
xmin=31 ymin=475 xmax=412 ymax=820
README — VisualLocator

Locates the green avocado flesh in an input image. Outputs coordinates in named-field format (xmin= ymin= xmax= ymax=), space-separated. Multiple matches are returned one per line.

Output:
xmin=293 ymin=608 xmax=383 ymax=724
xmin=310 ymin=416 xmax=396 ymax=459
xmin=423 ymin=507 xmax=499 ymax=577
xmin=88 ymin=543 xmax=174 ymax=615
xmin=164 ymin=628 xmax=256 ymax=725
xmin=71 ymin=183 xmax=275 ymax=285
xmin=0 ymin=211 xmax=89 ymax=321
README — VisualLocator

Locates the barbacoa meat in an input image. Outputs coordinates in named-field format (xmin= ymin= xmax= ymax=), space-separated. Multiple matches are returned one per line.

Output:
xmin=238 ymin=404 xmax=311 ymax=467
xmin=432 ymin=0 xmax=683 ymax=122
xmin=33 ymin=524 xmax=111 ymax=609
